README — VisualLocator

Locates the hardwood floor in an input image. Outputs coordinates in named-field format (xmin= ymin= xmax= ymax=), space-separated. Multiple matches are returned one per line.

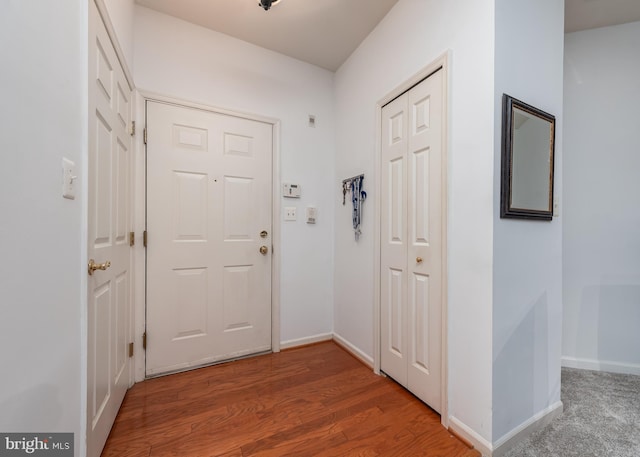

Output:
xmin=102 ymin=342 xmax=480 ymax=457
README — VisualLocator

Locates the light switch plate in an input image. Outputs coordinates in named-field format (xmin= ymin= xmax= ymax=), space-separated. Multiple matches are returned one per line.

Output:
xmin=62 ymin=158 xmax=77 ymax=200
xmin=284 ymin=206 xmax=297 ymax=221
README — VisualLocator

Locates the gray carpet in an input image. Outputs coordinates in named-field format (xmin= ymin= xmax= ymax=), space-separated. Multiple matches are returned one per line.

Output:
xmin=504 ymin=368 xmax=640 ymax=457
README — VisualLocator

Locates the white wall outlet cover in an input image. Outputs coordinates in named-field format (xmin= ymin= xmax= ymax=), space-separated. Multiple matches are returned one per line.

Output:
xmin=306 ymin=206 xmax=317 ymax=224
xmin=284 ymin=206 xmax=297 ymax=221
xmin=62 ymin=158 xmax=77 ymax=200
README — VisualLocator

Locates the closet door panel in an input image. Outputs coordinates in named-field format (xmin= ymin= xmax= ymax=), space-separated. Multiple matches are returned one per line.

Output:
xmin=407 ymin=71 xmax=443 ymax=412
xmin=380 ymin=94 xmax=409 ymax=386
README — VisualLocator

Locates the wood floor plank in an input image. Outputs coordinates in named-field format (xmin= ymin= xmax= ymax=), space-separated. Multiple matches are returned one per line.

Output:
xmin=101 ymin=342 xmax=480 ymax=457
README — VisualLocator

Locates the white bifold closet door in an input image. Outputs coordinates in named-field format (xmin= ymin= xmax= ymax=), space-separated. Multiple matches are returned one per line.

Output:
xmin=380 ymin=69 xmax=444 ymax=413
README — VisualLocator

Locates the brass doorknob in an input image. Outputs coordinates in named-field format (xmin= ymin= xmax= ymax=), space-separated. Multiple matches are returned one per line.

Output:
xmin=259 ymin=246 xmax=268 ymax=255
xmin=88 ymin=259 xmax=111 ymax=275
xmin=416 ymin=257 xmax=423 ymax=263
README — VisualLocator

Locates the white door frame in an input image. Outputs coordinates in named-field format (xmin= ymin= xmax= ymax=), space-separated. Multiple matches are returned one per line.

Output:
xmin=373 ymin=52 xmax=450 ymax=427
xmin=132 ymin=92 xmax=282 ymax=381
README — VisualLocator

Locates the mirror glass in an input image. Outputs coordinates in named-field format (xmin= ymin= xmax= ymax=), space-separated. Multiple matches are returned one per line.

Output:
xmin=500 ymin=94 xmax=555 ymax=220
xmin=511 ymin=107 xmax=553 ymax=211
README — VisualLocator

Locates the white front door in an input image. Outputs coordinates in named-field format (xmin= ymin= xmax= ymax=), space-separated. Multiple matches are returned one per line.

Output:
xmin=87 ymin=1 xmax=133 ymax=455
xmin=380 ymin=69 xmax=444 ymax=412
xmin=146 ymin=101 xmax=273 ymax=377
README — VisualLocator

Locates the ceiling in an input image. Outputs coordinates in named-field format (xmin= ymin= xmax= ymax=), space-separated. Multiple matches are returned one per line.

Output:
xmin=565 ymin=0 xmax=640 ymax=33
xmin=136 ymin=0 xmax=640 ymax=72
xmin=135 ymin=0 xmax=400 ymax=71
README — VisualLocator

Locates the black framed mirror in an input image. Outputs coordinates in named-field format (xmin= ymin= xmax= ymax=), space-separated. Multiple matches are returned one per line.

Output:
xmin=500 ymin=94 xmax=556 ymax=220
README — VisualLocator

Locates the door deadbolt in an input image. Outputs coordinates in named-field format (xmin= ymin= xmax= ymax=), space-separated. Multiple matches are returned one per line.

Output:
xmin=260 ymin=230 xmax=268 ymax=238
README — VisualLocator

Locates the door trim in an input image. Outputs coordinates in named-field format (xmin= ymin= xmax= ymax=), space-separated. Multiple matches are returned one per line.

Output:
xmin=373 ymin=52 xmax=450 ymax=427
xmin=133 ymin=91 xmax=281 ymax=381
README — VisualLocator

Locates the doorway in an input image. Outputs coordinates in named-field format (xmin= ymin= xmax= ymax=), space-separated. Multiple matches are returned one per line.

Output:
xmin=375 ymin=55 xmax=449 ymax=420
xmin=144 ymin=100 xmax=279 ymax=377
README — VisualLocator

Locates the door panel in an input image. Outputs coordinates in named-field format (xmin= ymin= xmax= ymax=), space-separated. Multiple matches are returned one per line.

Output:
xmin=381 ymin=94 xmax=409 ymax=386
xmin=224 ymin=176 xmax=254 ymax=239
xmin=381 ymin=69 xmax=444 ymax=413
xmin=173 ymin=268 xmax=208 ymax=339
xmin=173 ymin=171 xmax=208 ymax=240
xmin=389 ymin=158 xmax=404 ymax=242
xmin=411 ymin=272 xmax=430 ymax=372
xmin=388 ymin=268 xmax=404 ymax=356
xmin=87 ymin=1 xmax=132 ymax=455
xmin=407 ymin=70 xmax=443 ymax=411
xmin=411 ymin=148 xmax=430 ymax=244
xmin=223 ymin=265 xmax=252 ymax=330
xmin=146 ymin=101 xmax=272 ymax=376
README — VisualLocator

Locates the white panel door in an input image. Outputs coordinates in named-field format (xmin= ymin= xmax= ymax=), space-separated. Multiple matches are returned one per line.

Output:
xmin=380 ymin=69 xmax=443 ymax=413
xmin=87 ymin=1 xmax=132 ymax=456
xmin=406 ymin=70 xmax=443 ymax=410
xmin=381 ymin=93 xmax=409 ymax=386
xmin=146 ymin=101 xmax=272 ymax=376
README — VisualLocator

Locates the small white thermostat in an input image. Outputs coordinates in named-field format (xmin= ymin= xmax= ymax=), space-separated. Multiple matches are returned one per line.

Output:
xmin=282 ymin=183 xmax=301 ymax=198
xmin=306 ymin=206 xmax=317 ymax=224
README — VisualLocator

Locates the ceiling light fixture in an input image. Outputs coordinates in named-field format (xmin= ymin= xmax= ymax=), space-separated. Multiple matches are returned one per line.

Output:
xmin=258 ymin=0 xmax=281 ymax=11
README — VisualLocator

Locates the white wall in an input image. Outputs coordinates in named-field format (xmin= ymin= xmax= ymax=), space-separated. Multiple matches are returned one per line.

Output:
xmin=0 ymin=2 xmax=87 ymax=456
xmin=334 ymin=0 xmax=496 ymax=444
xmin=133 ymin=6 xmax=336 ymax=345
xmin=492 ymin=0 xmax=564 ymax=444
xmin=102 ymin=0 xmax=135 ymax=72
xmin=563 ymin=21 xmax=640 ymax=375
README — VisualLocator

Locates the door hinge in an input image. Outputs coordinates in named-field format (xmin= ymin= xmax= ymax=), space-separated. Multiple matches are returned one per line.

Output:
xmin=143 ymin=230 xmax=147 ymax=248
xmin=130 ymin=121 xmax=136 ymax=136
xmin=142 ymin=332 xmax=147 ymax=350
xmin=129 ymin=231 xmax=135 ymax=247
xmin=143 ymin=127 xmax=147 ymax=145
xmin=128 ymin=342 xmax=134 ymax=358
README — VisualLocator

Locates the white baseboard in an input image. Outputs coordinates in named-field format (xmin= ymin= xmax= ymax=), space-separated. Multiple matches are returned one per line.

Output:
xmin=279 ymin=333 xmax=375 ymax=370
xmin=492 ymin=401 xmax=563 ymax=457
xmin=562 ymin=356 xmax=640 ymax=376
xmin=280 ymin=333 xmax=333 ymax=350
xmin=332 ymin=332 xmax=374 ymax=369
xmin=448 ymin=416 xmax=492 ymax=457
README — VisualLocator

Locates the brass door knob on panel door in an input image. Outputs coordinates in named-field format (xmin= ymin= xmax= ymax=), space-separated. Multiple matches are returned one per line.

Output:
xmin=259 ymin=246 xmax=269 ymax=255
xmin=416 ymin=257 xmax=423 ymax=263
xmin=88 ymin=259 xmax=111 ymax=275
